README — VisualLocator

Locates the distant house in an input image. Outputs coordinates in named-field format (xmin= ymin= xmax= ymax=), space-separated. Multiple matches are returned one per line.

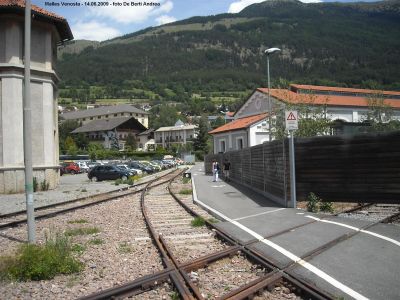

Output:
xmin=61 ymin=104 xmax=149 ymax=128
xmin=137 ymin=128 xmax=155 ymax=151
xmin=209 ymin=113 xmax=268 ymax=153
xmin=154 ymin=120 xmax=198 ymax=149
xmin=72 ymin=117 xmax=147 ymax=150
xmin=209 ymin=84 xmax=400 ymax=154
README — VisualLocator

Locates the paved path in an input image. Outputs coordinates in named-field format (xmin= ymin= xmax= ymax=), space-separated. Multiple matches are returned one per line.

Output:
xmin=190 ymin=163 xmax=400 ymax=300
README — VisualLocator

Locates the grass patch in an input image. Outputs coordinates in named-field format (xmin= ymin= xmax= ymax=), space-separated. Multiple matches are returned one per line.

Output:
xmin=118 ymin=242 xmax=133 ymax=254
xmin=64 ymin=227 xmax=100 ymax=237
xmin=179 ymin=188 xmax=192 ymax=195
xmin=88 ymin=238 xmax=104 ymax=245
xmin=67 ymin=219 xmax=89 ymax=224
xmin=182 ymin=177 xmax=191 ymax=184
xmin=0 ymin=233 xmax=82 ymax=281
xmin=71 ymin=244 xmax=86 ymax=254
xmin=191 ymin=217 xmax=206 ymax=227
xmin=208 ymin=218 xmax=219 ymax=224
xmin=81 ymin=188 xmax=87 ymax=192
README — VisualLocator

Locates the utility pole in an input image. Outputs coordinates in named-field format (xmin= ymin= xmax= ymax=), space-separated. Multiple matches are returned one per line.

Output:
xmin=24 ymin=0 xmax=36 ymax=243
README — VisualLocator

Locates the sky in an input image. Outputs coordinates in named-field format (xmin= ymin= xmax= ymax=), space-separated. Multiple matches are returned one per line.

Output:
xmin=32 ymin=0 xmax=377 ymax=41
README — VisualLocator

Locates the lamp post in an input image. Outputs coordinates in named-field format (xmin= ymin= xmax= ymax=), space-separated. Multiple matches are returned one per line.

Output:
xmin=265 ymin=47 xmax=281 ymax=142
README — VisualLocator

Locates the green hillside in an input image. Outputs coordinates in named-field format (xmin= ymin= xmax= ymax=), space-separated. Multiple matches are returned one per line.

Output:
xmin=56 ymin=0 xmax=400 ymax=102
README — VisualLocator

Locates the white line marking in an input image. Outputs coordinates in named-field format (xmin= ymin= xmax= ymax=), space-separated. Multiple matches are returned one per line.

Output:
xmin=306 ymin=216 xmax=400 ymax=247
xmin=191 ymin=177 xmax=368 ymax=300
xmin=234 ymin=208 xmax=286 ymax=221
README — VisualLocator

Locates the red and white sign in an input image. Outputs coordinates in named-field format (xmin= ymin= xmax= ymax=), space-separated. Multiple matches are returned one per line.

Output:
xmin=285 ymin=110 xmax=298 ymax=130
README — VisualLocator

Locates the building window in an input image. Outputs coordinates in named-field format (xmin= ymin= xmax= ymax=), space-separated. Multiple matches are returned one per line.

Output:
xmin=114 ymin=114 xmax=117 ymax=117
xmin=220 ymin=140 xmax=226 ymax=153
xmin=98 ymin=116 xmax=101 ymax=119
xmin=130 ymin=113 xmax=133 ymax=116
xmin=105 ymin=115 xmax=109 ymax=118
xmin=90 ymin=117 xmax=94 ymax=120
xmin=120 ymin=113 xmax=124 ymax=116
xmin=82 ymin=118 xmax=86 ymax=121
xmin=237 ymin=138 xmax=243 ymax=150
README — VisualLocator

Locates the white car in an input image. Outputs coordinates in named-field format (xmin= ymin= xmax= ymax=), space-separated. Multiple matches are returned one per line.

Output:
xmin=76 ymin=161 xmax=89 ymax=172
xmin=117 ymin=164 xmax=142 ymax=175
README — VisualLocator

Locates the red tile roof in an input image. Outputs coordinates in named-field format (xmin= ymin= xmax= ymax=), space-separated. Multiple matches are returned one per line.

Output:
xmin=257 ymin=88 xmax=400 ymax=109
xmin=209 ymin=113 xmax=267 ymax=135
xmin=0 ymin=0 xmax=64 ymax=19
xmin=290 ymin=84 xmax=400 ymax=97
xmin=0 ymin=0 xmax=73 ymax=41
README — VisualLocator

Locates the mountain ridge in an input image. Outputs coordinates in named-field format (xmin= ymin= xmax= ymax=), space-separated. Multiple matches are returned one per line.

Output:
xmin=57 ymin=0 xmax=400 ymax=92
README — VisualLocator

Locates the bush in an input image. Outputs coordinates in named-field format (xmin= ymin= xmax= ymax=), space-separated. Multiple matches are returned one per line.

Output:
xmin=320 ymin=201 xmax=334 ymax=213
xmin=306 ymin=192 xmax=334 ymax=213
xmin=33 ymin=177 xmax=38 ymax=192
xmin=306 ymin=193 xmax=320 ymax=213
xmin=0 ymin=233 xmax=82 ymax=281
xmin=40 ymin=180 xmax=50 ymax=191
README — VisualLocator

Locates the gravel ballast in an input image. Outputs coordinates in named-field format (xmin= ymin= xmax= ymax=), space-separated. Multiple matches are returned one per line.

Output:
xmin=0 ymin=193 xmax=163 ymax=299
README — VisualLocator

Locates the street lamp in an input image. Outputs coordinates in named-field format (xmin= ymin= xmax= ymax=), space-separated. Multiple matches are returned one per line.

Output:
xmin=265 ymin=47 xmax=281 ymax=141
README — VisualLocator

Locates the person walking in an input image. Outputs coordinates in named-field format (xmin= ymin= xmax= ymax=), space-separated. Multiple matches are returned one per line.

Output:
xmin=212 ymin=160 xmax=220 ymax=182
xmin=223 ymin=159 xmax=231 ymax=182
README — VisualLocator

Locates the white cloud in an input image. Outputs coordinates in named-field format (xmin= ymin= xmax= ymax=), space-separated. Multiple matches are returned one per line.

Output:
xmin=156 ymin=15 xmax=177 ymax=25
xmin=228 ymin=0 xmax=322 ymax=13
xmin=88 ymin=0 xmax=174 ymax=24
xmin=71 ymin=21 xmax=121 ymax=41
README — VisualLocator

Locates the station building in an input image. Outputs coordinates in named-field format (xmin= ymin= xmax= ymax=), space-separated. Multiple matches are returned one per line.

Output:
xmin=210 ymin=84 xmax=400 ymax=154
xmin=0 ymin=1 xmax=73 ymax=193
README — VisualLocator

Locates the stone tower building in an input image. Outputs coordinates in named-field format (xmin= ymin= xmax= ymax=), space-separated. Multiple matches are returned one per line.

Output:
xmin=0 ymin=0 xmax=73 ymax=193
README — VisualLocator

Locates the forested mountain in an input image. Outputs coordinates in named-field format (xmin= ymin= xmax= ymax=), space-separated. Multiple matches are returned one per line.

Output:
xmin=57 ymin=0 xmax=400 ymax=96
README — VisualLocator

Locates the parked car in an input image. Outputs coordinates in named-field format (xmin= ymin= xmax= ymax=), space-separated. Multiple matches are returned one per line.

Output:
xmin=141 ymin=161 xmax=161 ymax=172
xmin=61 ymin=162 xmax=81 ymax=174
xmin=59 ymin=165 xmax=66 ymax=176
xmin=128 ymin=161 xmax=154 ymax=174
xmin=88 ymin=165 xmax=133 ymax=182
xmin=76 ymin=161 xmax=89 ymax=172
xmin=116 ymin=164 xmax=138 ymax=176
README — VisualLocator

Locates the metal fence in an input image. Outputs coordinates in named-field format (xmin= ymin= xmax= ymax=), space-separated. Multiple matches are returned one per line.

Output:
xmin=205 ymin=140 xmax=289 ymax=206
xmin=205 ymin=131 xmax=400 ymax=206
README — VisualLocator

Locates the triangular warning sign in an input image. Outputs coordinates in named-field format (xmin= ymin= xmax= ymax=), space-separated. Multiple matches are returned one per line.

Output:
xmin=287 ymin=112 xmax=297 ymax=121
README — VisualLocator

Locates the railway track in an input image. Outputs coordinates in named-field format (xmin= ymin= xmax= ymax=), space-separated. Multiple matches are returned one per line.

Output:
xmin=81 ymin=171 xmax=333 ymax=300
xmin=0 ymin=169 xmax=177 ymax=230
xmin=337 ymin=203 xmax=400 ymax=224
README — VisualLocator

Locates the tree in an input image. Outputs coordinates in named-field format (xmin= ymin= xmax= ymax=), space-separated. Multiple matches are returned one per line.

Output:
xmin=125 ymin=133 xmax=137 ymax=151
xmin=193 ymin=115 xmax=210 ymax=154
xmin=364 ymin=92 xmax=400 ymax=133
xmin=64 ymin=136 xmax=78 ymax=155
xmin=273 ymin=92 xmax=331 ymax=140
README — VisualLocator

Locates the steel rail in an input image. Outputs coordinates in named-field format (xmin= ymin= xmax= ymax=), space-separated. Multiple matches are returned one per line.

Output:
xmin=0 ymin=171 xmax=180 ymax=231
xmin=82 ymin=170 xmax=333 ymax=300
xmin=0 ymin=169 xmax=176 ymax=219
xmin=140 ymin=168 xmax=196 ymax=299
xmin=168 ymin=180 xmax=335 ymax=300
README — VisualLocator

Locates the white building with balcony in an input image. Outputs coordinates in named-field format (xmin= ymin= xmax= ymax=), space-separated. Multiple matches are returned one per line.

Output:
xmin=154 ymin=120 xmax=197 ymax=149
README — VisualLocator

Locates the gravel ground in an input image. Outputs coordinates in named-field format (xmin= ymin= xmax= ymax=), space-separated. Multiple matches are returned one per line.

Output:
xmin=253 ymin=284 xmax=303 ymax=299
xmin=0 ymin=169 xmax=174 ymax=215
xmin=129 ymin=282 xmax=175 ymax=299
xmin=0 ymin=193 xmax=163 ymax=299
xmin=190 ymin=253 xmax=267 ymax=299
